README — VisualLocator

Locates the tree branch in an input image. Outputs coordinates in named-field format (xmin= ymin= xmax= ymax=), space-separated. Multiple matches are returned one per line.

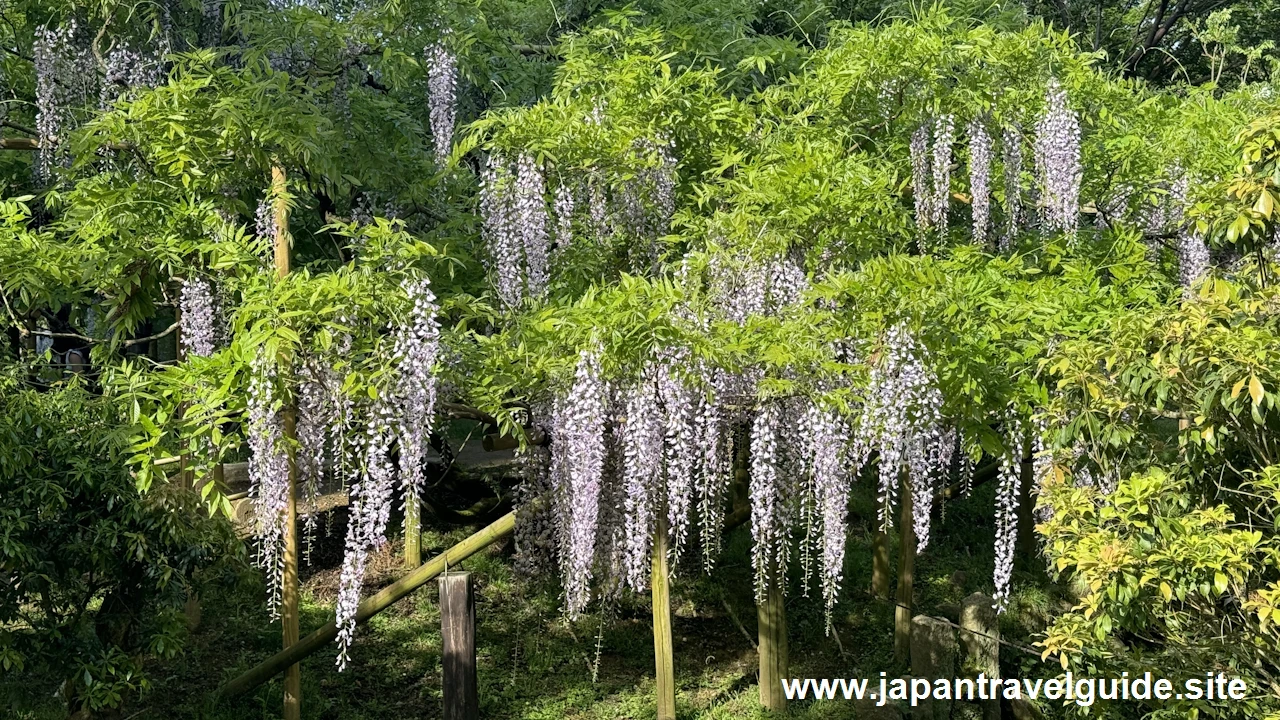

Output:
xmin=30 ymin=319 xmax=181 ymax=348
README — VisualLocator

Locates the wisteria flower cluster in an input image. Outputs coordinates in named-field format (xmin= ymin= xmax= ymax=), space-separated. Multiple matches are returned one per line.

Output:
xmin=34 ymin=24 xmax=94 ymax=184
xmin=968 ymin=120 xmax=992 ymax=246
xmin=336 ymin=400 xmax=397 ymax=669
xmin=551 ymin=350 xmax=609 ymax=619
xmin=992 ymin=419 xmax=1032 ymax=613
xmin=247 ymin=350 xmax=290 ymax=618
xmin=859 ymin=324 xmax=948 ymax=550
xmin=424 ymin=41 xmax=457 ymax=165
xmin=1033 ymin=80 xmax=1082 ymax=239
xmin=179 ymin=277 xmax=218 ymax=358
xmin=1171 ymin=173 xmax=1211 ymax=295
xmin=101 ymin=47 xmax=162 ymax=107
xmin=910 ymin=117 xmax=955 ymax=245
xmin=481 ymin=154 xmax=550 ymax=306
xmin=392 ymin=277 xmax=442 ymax=530
xmin=1001 ymin=126 xmax=1024 ymax=251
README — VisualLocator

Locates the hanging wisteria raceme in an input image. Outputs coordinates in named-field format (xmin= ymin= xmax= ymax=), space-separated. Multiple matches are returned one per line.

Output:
xmin=552 ymin=350 xmax=609 ymax=619
xmin=336 ymin=401 xmax=397 ymax=670
xmin=992 ymin=422 xmax=1025 ymax=613
xmin=809 ymin=402 xmax=855 ymax=629
xmin=620 ymin=367 xmax=662 ymax=591
xmin=296 ymin=374 xmax=332 ymax=565
xmin=424 ymin=41 xmax=457 ymax=165
xmin=749 ymin=401 xmax=785 ymax=601
xmin=1171 ymin=173 xmax=1212 ymax=296
xmin=694 ymin=370 xmax=730 ymax=572
xmin=906 ymin=425 xmax=955 ymax=552
xmin=481 ymin=153 xmax=551 ymax=305
xmin=393 ymin=276 xmax=441 ymax=532
xmin=515 ymin=153 xmax=550 ymax=297
xmin=255 ymin=198 xmax=277 ymax=240
xmin=513 ymin=443 xmax=557 ymax=580
xmin=929 ymin=115 xmax=956 ymax=234
xmin=553 ymin=181 xmax=576 ymax=250
xmin=1033 ymin=80 xmax=1083 ymax=239
xmin=34 ymin=24 xmax=94 ymax=184
xmin=179 ymin=277 xmax=218 ymax=357
xmin=101 ymin=47 xmax=161 ymax=107
xmin=910 ymin=125 xmax=932 ymax=234
xmin=247 ymin=351 xmax=290 ymax=618
xmin=860 ymin=324 xmax=946 ymax=542
xmin=657 ymin=353 xmax=698 ymax=566
xmin=1001 ymin=126 xmax=1024 ymax=251
xmin=480 ymin=155 xmax=523 ymax=306
xmin=968 ymin=120 xmax=993 ymax=246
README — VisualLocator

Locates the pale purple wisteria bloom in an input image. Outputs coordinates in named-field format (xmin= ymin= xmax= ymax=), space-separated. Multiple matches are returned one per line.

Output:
xmin=859 ymin=324 xmax=946 ymax=547
xmin=336 ymin=401 xmax=397 ymax=669
xmin=552 ymin=350 xmax=609 ymax=618
xmin=247 ymin=350 xmax=290 ymax=619
xmin=393 ymin=277 xmax=441 ymax=533
xmin=1172 ymin=173 xmax=1211 ymax=296
xmin=657 ymin=352 xmax=698 ymax=565
xmin=929 ymin=115 xmax=955 ymax=234
xmin=911 ymin=125 xmax=932 ymax=234
xmin=1034 ymin=80 xmax=1082 ymax=239
xmin=620 ymin=366 xmax=662 ymax=591
xmin=1001 ymin=126 xmax=1024 ymax=251
xmin=992 ymin=421 xmax=1025 ymax=613
xmin=809 ymin=403 xmax=855 ymax=629
xmin=179 ymin=277 xmax=218 ymax=357
xmin=34 ymin=24 xmax=94 ymax=183
xmin=968 ymin=120 xmax=992 ymax=246
xmin=515 ymin=153 xmax=549 ymax=297
xmin=750 ymin=401 xmax=784 ymax=601
xmin=424 ymin=41 xmax=457 ymax=165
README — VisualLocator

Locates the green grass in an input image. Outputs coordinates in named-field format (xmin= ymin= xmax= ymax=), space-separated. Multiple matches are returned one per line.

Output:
xmin=4 ymin=480 xmax=1063 ymax=719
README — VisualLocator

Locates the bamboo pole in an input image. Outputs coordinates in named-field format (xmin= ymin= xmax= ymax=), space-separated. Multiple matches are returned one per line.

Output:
xmin=217 ymin=511 xmax=516 ymax=702
xmin=405 ymin=492 xmax=422 ymax=567
xmin=894 ymin=473 xmax=916 ymax=664
xmin=757 ymin=568 xmax=788 ymax=713
xmin=271 ymin=165 xmax=302 ymax=720
xmin=652 ymin=516 xmax=676 ymax=720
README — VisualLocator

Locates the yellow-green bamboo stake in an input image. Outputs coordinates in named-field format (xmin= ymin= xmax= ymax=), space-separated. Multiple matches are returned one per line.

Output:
xmin=652 ymin=516 xmax=676 ymax=720
xmin=272 ymin=165 xmax=302 ymax=720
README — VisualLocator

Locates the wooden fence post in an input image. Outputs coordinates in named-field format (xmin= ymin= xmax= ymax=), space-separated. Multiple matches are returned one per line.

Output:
xmin=894 ymin=473 xmax=916 ymax=664
xmin=272 ymin=164 xmax=302 ymax=720
xmin=652 ymin=516 xmax=676 ymax=720
xmin=439 ymin=572 xmax=478 ymax=720
xmin=757 ymin=568 xmax=788 ymax=713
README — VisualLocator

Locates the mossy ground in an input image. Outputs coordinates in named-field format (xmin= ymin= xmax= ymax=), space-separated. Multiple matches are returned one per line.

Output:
xmin=5 ymin=480 xmax=1065 ymax=719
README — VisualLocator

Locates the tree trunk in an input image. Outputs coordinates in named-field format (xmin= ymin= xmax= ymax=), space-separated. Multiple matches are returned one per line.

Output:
xmin=757 ymin=569 xmax=789 ymax=713
xmin=872 ymin=530 xmax=891 ymax=599
xmin=894 ymin=473 xmax=916 ymax=664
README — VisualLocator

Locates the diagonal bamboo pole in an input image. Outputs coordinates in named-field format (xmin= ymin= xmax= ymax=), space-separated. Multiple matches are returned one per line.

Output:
xmin=217 ymin=511 xmax=516 ymax=702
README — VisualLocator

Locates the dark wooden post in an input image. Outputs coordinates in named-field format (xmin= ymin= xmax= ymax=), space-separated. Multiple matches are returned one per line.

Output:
xmin=439 ymin=572 xmax=479 ymax=720
xmin=757 ymin=568 xmax=788 ymax=713
xmin=894 ymin=473 xmax=916 ymax=664
xmin=652 ymin=516 xmax=676 ymax=720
